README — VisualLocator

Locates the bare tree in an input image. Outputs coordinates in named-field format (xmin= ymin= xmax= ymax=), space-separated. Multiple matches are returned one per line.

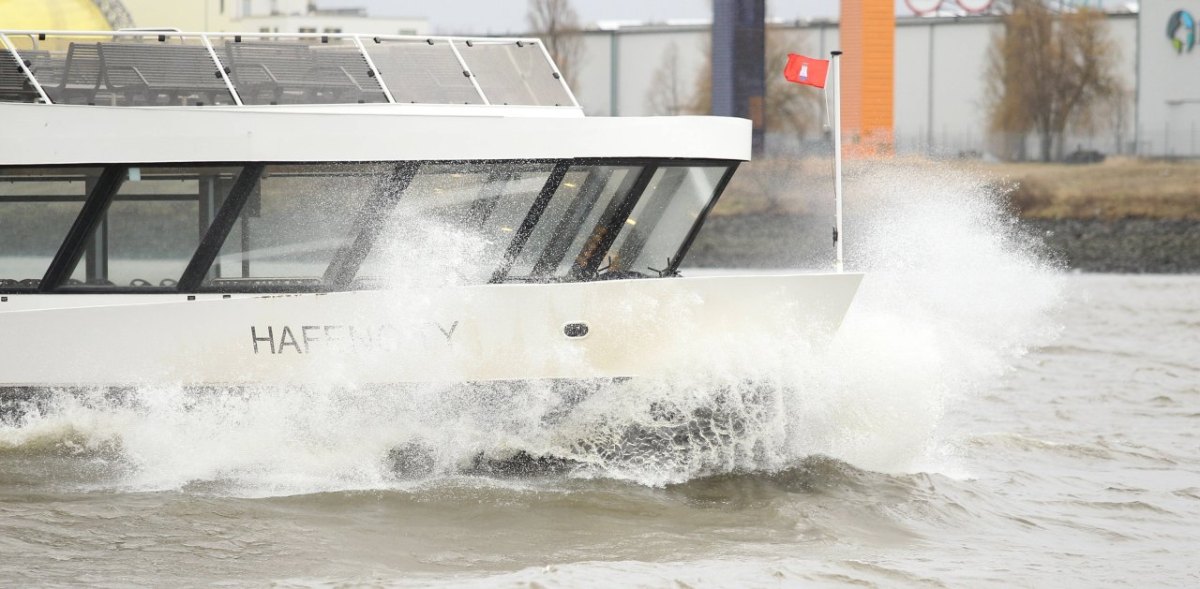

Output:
xmin=985 ymin=0 xmax=1120 ymax=161
xmin=527 ymin=0 xmax=583 ymax=90
xmin=762 ymin=31 xmax=821 ymax=145
xmin=688 ymin=29 xmax=821 ymax=140
xmin=645 ymin=43 xmax=688 ymax=115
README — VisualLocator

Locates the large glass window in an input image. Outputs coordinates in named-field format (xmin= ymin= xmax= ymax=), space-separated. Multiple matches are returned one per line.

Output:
xmin=0 ymin=161 xmax=736 ymax=293
xmin=61 ymin=166 xmax=243 ymax=289
xmin=507 ymin=165 xmax=643 ymax=279
xmin=0 ymin=166 xmax=99 ymax=289
xmin=357 ymin=163 xmax=554 ymax=285
xmin=602 ymin=166 xmax=730 ymax=276
xmin=206 ymin=164 xmax=385 ymax=288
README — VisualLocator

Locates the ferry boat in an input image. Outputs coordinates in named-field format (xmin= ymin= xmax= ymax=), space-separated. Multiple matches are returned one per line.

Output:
xmin=0 ymin=29 xmax=861 ymax=392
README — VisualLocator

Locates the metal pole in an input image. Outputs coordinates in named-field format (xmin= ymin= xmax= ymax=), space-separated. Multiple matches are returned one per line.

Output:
xmin=609 ymin=29 xmax=619 ymax=116
xmin=926 ymin=22 xmax=935 ymax=156
xmin=201 ymin=33 xmax=243 ymax=106
xmin=831 ymin=50 xmax=844 ymax=273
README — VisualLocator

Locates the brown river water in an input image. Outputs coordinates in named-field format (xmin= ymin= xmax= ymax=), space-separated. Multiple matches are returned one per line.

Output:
xmin=2 ymin=167 xmax=1198 ymax=587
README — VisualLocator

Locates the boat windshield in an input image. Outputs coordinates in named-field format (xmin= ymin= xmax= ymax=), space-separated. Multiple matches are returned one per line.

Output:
xmin=0 ymin=160 xmax=734 ymax=294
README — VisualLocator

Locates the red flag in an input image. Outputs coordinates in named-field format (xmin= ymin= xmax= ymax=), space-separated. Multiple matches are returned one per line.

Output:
xmin=783 ymin=53 xmax=829 ymax=88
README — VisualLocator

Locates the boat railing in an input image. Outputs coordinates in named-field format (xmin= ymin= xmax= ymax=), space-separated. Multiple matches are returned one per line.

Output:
xmin=0 ymin=29 xmax=579 ymax=109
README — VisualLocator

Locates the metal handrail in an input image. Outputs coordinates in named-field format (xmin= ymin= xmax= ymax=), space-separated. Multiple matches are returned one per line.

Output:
xmin=0 ymin=29 xmax=546 ymax=45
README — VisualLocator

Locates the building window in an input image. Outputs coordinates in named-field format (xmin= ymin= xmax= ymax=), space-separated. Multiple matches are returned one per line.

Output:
xmin=298 ymin=27 xmax=317 ymax=34
xmin=324 ymin=28 xmax=343 ymax=34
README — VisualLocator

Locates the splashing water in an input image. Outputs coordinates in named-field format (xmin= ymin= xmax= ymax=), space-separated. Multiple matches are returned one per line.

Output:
xmin=0 ymin=162 xmax=1064 ymax=495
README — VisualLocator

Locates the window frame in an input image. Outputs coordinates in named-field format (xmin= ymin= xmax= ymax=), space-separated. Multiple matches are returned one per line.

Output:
xmin=0 ymin=157 xmax=738 ymax=294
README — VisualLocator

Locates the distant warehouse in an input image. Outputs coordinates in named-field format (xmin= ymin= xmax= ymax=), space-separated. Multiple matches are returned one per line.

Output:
xmin=573 ymin=7 xmax=1199 ymax=159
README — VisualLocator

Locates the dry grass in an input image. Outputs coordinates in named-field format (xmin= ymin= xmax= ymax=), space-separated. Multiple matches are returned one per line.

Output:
xmin=965 ymin=157 xmax=1200 ymax=220
xmin=714 ymin=156 xmax=1200 ymax=221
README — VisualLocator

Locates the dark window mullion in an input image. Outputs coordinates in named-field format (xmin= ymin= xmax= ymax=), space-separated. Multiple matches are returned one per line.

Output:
xmin=530 ymin=167 xmax=613 ymax=276
xmin=322 ymin=162 xmax=420 ymax=290
xmin=574 ymin=164 xmax=658 ymax=279
xmin=39 ymin=165 xmax=127 ymax=292
xmin=667 ymin=163 xmax=739 ymax=275
xmin=467 ymin=168 xmax=512 ymax=229
xmin=490 ymin=162 xmax=570 ymax=283
xmin=177 ymin=163 xmax=265 ymax=292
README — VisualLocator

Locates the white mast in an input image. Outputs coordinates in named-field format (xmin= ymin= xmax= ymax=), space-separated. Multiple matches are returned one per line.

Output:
xmin=831 ymin=50 xmax=844 ymax=273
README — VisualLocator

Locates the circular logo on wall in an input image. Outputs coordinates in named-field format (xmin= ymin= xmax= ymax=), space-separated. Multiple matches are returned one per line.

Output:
xmin=955 ymin=0 xmax=994 ymax=14
xmin=1168 ymin=10 xmax=1197 ymax=54
xmin=905 ymin=0 xmax=944 ymax=15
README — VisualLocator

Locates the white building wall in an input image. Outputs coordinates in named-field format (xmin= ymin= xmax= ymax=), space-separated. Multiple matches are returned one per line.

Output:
xmin=120 ymin=0 xmax=426 ymax=36
xmin=578 ymin=13 xmax=1138 ymax=159
xmin=1138 ymin=2 xmax=1200 ymax=156
xmin=237 ymin=15 xmax=426 ymax=35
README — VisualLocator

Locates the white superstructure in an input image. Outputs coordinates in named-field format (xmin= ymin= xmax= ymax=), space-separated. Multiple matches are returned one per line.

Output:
xmin=0 ymin=30 xmax=860 ymax=391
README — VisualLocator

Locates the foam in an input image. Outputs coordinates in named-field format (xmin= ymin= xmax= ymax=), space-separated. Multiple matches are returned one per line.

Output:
xmin=0 ymin=161 xmax=1065 ymax=495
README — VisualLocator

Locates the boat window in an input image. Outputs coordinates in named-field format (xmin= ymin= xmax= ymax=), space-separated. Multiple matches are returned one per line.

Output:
xmin=220 ymin=36 xmax=388 ymax=105
xmin=54 ymin=166 xmax=243 ymax=289
xmin=360 ymin=39 xmax=484 ymax=105
xmin=0 ymin=166 xmax=101 ymax=290
xmin=357 ymin=162 xmax=555 ymax=285
xmin=507 ymin=165 xmax=644 ymax=279
xmin=456 ymin=41 xmax=574 ymax=107
xmin=601 ymin=166 xmax=730 ymax=276
xmin=205 ymin=163 xmax=385 ymax=288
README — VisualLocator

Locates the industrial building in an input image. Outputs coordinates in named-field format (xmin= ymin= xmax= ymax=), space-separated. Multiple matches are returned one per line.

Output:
xmin=575 ymin=10 xmax=1144 ymax=159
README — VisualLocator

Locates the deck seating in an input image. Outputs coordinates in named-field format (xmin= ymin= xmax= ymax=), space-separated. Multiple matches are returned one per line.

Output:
xmin=41 ymin=43 xmax=103 ymax=104
xmin=224 ymin=41 xmax=371 ymax=104
xmin=310 ymin=47 xmax=387 ymax=103
xmin=96 ymin=43 xmax=232 ymax=106
xmin=0 ymin=50 xmax=41 ymax=102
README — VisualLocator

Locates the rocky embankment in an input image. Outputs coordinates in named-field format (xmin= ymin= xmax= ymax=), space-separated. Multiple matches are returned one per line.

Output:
xmin=684 ymin=213 xmax=1200 ymax=273
xmin=1024 ymin=218 xmax=1200 ymax=273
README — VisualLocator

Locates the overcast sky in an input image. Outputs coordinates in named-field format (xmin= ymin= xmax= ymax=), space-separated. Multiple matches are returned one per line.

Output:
xmin=316 ymin=0 xmax=853 ymax=35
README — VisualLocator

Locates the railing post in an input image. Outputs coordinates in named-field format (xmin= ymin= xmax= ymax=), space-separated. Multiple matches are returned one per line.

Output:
xmin=201 ymin=34 xmax=243 ymax=106
xmin=447 ymin=39 xmax=490 ymax=105
xmin=533 ymin=38 xmax=580 ymax=108
xmin=352 ymin=35 xmax=395 ymax=104
xmin=1 ymin=33 xmax=52 ymax=104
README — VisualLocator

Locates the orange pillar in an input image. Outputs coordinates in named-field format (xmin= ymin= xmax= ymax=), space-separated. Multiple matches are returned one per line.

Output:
xmin=839 ymin=0 xmax=894 ymax=154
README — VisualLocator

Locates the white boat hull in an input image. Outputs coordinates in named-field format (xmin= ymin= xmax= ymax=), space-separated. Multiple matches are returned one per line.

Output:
xmin=0 ymin=274 xmax=861 ymax=389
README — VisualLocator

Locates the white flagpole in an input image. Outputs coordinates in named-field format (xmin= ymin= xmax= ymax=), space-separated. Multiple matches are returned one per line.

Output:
xmin=830 ymin=50 xmax=844 ymax=273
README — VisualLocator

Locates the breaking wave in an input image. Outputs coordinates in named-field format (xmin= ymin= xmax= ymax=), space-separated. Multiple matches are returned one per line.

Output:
xmin=0 ymin=161 xmax=1065 ymax=495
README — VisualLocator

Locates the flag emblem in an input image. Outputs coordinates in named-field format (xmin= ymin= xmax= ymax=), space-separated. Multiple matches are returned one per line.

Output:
xmin=783 ymin=53 xmax=829 ymax=88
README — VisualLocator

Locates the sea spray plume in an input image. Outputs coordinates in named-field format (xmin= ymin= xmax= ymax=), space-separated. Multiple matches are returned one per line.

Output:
xmin=804 ymin=159 xmax=1066 ymax=473
xmin=0 ymin=161 xmax=1065 ymax=494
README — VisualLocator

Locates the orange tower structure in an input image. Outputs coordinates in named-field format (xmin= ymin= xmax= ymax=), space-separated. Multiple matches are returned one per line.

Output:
xmin=839 ymin=0 xmax=894 ymax=153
